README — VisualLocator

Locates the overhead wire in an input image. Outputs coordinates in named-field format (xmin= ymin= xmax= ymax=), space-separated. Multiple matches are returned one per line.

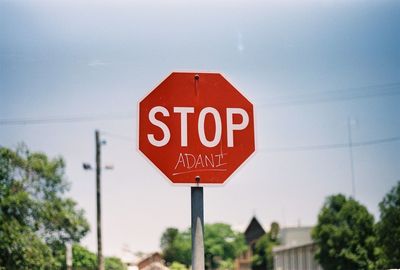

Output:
xmin=101 ymin=131 xmax=133 ymax=142
xmin=0 ymin=82 xmax=399 ymax=126
xmin=0 ymin=113 xmax=134 ymax=126
xmin=260 ymin=82 xmax=400 ymax=107
xmin=261 ymin=135 xmax=400 ymax=152
xmin=101 ymin=130 xmax=400 ymax=153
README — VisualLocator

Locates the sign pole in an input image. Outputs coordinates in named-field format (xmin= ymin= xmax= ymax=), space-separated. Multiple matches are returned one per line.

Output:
xmin=191 ymin=183 xmax=205 ymax=270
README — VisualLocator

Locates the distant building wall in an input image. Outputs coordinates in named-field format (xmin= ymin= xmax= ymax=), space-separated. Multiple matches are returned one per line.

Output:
xmin=234 ymin=249 xmax=252 ymax=270
xmin=273 ymin=242 xmax=322 ymax=270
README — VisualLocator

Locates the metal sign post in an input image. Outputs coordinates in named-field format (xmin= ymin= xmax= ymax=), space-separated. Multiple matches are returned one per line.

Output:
xmin=191 ymin=185 xmax=205 ymax=270
xmin=138 ymin=72 xmax=255 ymax=270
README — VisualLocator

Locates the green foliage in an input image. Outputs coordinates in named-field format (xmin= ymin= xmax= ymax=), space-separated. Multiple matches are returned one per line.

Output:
xmin=0 ymin=218 xmax=55 ymax=269
xmin=376 ymin=181 xmax=400 ymax=268
xmin=160 ymin=223 xmax=247 ymax=269
xmin=0 ymin=145 xmax=90 ymax=269
xmin=269 ymin=222 xmax=279 ymax=242
xmin=312 ymin=194 xmax=377 ymax=270
xmin=204 ymin=223 xmax=247 ymax=270
xmin=161 ymin=227 xmax=191 ymax=266
xmin=105 ymin=256 xmax=127 ymax=270
xmin=72 ymin=244 xmax=127 ymax=270
xmin=169 ymin=261 xmax=188 ymax=270
xmin=252 ymin=236 xmax=271 ymax=270
xmin=218 ymin=258 xmax=234 ymax=270
xmin=252 ymin=222 xmax=280 ymax=270
xmin=72 ymin=244 xmax=97 ymax=270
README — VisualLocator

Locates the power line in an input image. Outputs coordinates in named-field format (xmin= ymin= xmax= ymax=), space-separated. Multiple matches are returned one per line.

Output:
xmin=261 ymin=82 xmax=400 ymax=107
xmin=101 ymin=130 xmax=400 ymax=152
xmin=1 ymin=82 xmax=399 ymax=126
xmin=261 ymin=135 xmax=400 ymax=153
xmin=101 ymin=131 xmax=133 ymax=142
xmin=0 ymin=113 xmax=133 ymax=126
xmin=353 ymin=136 xmax=400 ymax=147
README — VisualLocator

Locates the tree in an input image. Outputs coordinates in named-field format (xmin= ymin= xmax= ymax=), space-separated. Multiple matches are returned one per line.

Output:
xmin=204 ymin=223 xmax=247 ymax=270
xmin=252 ymin=222 xmax=280 ymax=270
xmin=160 ymin=227 xmax=191 ymax=266
xmin=0 ymin=145 xmax=90 ymax=269
xmin=72 ymin=244 xmax=127 ymax=270
xmin=269 ymin=222 xmax=280 ymax=242
xmin=73 ymin=244 xmax=97 ymax=270
xmin=218 ymin=259 xmax=234 ymax=270
xmin=105 ymin=256 xmax=127 ymax=270
xmin=376 ymin=181 xmax=400 ymax=268
xmin=252 ymin=235 xmax=270 ymax=270
xmin=312 ymin=194 xmax=377 ymax=270
xmin=169 ymin=261 xmax=188 ymax=270
xmin=160 ymin=223 xmax=247 ymax=269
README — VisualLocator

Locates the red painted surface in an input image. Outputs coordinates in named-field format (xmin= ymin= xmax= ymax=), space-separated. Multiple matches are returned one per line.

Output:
xmin=139 ymin=72 xmax=255 ymax=184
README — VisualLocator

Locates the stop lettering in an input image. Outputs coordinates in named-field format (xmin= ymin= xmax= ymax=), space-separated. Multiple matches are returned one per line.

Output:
xmin=147 ymin=106 xmax=249 ymax=148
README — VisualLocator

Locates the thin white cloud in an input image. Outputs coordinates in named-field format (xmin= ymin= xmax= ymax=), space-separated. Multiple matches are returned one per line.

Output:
xmin=237 ymin=31 xmax=244 ymax=53
xmin=88 ymin=60 xmax=108 ymax=67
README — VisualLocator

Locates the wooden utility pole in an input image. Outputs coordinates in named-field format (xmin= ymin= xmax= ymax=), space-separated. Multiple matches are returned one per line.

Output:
xmin=95 ymin=130 xmax=104 ymax=270
xmin=66 ymin=242 xmax=72 ymax=270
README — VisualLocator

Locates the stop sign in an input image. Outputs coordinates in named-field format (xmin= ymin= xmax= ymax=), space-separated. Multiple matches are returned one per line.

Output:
xmin=139 ymin=72 xmax=255 ymax=184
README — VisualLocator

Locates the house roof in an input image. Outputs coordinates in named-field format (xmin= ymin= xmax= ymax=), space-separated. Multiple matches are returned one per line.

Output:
xmin=278 ymin=226 xmax=313 ymax=247
xmin=137 ymin=252 xmax=163 ymax=269
xmin=244 ymin=216 xmax=266 ymax=244
xmin=272 ymin=241 xmax=316 ymax=253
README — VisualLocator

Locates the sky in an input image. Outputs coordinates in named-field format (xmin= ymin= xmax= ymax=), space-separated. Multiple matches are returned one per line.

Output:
xmin=1 ymin=0 xmax=400 ymax=262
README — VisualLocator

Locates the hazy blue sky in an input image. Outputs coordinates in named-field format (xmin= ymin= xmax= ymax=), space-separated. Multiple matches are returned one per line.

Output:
xmin=1 ymin=0 xmax=400 ymax=262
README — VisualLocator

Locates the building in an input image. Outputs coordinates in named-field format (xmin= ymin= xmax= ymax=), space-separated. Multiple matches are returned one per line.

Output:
xmin=272 ymin=227 xmax=322 ymax=270
xmin=273 ymin=242 xmax=321 ymax=270
xmin=137 ymin=252 xmax=169 ymax=270
xmin=233 ymin=217 xmax=322 ymax=270
xmin=234 ymin=217 xmax=266 ymax=270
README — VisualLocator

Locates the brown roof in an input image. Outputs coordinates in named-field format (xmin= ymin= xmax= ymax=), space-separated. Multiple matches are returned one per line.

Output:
xmin=137 ymin=253 xmax=163 ymax=270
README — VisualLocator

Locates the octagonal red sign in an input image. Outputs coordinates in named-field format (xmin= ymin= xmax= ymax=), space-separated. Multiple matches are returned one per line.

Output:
xmin=138 ymin=72 xmax=255 ymax=184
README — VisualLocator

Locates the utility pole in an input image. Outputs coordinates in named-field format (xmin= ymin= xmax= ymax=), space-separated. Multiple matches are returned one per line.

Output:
xmin=66 ymin=242 xmax=72 ymax=270
xmin=95 ymin=130 xmax=104 ymax=270
xmin=347 ymin=117 xmax=356 ymax=198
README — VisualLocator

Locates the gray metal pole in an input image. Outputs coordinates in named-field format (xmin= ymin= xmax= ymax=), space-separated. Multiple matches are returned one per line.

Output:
xmin=191 ymin=186 xmax=205 ymax=270
xmin=95 ymin=130 xmax=104 ymax=270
